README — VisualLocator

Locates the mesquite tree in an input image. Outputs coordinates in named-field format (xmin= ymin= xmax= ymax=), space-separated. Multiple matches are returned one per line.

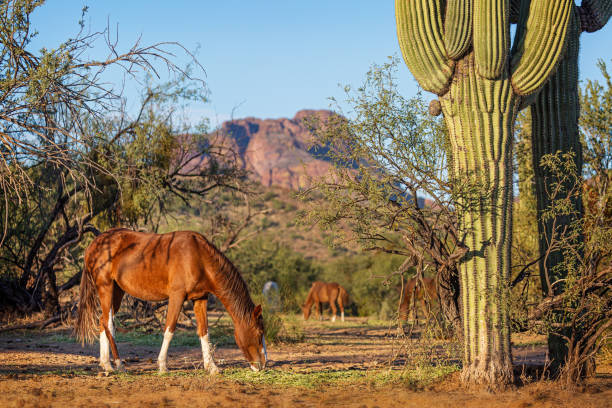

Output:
xmin=300 ymin=59 xmax=463 ymax=339
xmin=395 ymin=0 xmax=572 ymax=386
xmin=528 ymin=0 xmax=612 ymax=376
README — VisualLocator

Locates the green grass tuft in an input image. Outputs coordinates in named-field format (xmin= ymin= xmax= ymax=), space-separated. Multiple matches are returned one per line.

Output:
xmin=221 ymin=365 xmax=458 ymax=389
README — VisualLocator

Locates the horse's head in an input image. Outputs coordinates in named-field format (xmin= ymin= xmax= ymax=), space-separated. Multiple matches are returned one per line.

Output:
xmin=301 ymin=303 xmax=310 ymax=320
xmin=235 ymin=304 xmax=267 ymax=371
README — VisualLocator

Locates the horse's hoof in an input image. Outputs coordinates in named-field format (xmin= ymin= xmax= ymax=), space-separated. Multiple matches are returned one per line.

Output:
xmin=100 ymin=363 xmax=113 ymax=374
xmin=115 ymin=362 xmax=126 ymax=372
xmin=158 ymin=366 xmax=168 ymax=374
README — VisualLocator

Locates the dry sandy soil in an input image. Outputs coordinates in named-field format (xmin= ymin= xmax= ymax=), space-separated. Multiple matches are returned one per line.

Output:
xmin=0 ymin=317 xmax=610 ymax=408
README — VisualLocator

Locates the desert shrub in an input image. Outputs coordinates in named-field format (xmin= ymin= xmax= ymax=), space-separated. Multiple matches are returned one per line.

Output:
xmin=228 ymin=237 xmax=320 ymax=313
xmin=261 ymin=312 xmax=305 ymax=344
xmin=271 ymin=199 xmax=285 ymax=210
xmin=262 ymin=191 xmax=278 ymax=201
xmin=321 ymin=252 xmax=406 ymax=318
xmin=262 ymin=312 xmax=284 ymax=343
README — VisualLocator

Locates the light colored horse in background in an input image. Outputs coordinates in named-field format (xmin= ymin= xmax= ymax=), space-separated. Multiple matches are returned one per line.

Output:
xmin=262 ymin=281 xmax=280 ymax=313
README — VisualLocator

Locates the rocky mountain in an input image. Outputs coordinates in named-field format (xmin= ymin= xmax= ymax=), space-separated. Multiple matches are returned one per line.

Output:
xmin=213 ymin=109 xmax=334 ymax=190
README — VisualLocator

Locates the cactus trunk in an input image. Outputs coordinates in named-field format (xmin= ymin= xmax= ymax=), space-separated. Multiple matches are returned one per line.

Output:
xmin=441 ymin=53 xmax=518 ymax=386
xmin=530 ymin=9 xmax=584 ymax=375
xmin=396 ymin=0 xmax=573 ymax=387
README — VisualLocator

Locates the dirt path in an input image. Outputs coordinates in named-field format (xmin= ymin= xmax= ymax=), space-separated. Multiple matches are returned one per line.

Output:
xmin=0 ymin=318 xmax=610 ymax=407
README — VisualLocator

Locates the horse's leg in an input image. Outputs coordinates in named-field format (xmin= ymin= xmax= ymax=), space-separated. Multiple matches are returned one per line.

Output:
xmin=157 ymin=293 xmax=185 ymax=373
xmin=194 ymin=297 xmax=219 ymax=375
xmin=316 ymin=302 xmax=322 ymax=321
xmin=111 ymin=285 xmax=125 ymax=370
xmin=330 ymin=297 xmax=338 ymax=323
xmin=338 ymin=297 xmax=345 ymax=322
xmin=98 ymin=284 xmax=120 ymax=373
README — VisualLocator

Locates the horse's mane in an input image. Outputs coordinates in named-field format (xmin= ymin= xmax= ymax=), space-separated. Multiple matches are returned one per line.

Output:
xmin=200 ymin=236 xmax=255 ymax=325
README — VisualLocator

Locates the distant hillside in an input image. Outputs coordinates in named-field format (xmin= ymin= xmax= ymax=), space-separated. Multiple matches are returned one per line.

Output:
xmin=212 ymin=109 xmax=334 ymax=190
xmin=204 ymin=110 xmax=429 ymax=209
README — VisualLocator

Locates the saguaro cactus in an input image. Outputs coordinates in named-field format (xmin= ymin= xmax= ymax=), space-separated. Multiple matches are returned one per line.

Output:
xmin=529 ymin=0 xmax=612 ymax=376
xmin=395 ymin=0 xmax=572 ymax=386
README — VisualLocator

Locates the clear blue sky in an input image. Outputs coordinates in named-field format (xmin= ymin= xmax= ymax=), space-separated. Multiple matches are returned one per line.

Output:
xmin=31 ymin=1 xmax=612 ymax=126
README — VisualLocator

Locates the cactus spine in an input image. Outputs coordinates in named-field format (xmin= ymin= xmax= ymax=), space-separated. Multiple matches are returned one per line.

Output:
xmin=396 ymin=0 xmax=572 ymax=386
xmin=529 ymin=0 xmax=612 ymax=376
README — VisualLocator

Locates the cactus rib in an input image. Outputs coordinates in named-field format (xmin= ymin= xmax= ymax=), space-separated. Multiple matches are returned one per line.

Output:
xmin=445 ymin=0 xmax=473 ymax=60
xmin=473 ymin=0 xmax=510 ymax=79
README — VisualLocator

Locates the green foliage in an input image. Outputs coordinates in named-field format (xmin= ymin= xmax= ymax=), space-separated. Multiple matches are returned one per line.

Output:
xmin=261 ymin=313 xmax=305 ymax=344
xmin=228 ymin=238 xmax=320 ymax=313
xmin=322 ymin=253 xmax=405 ymax=318
xmin=300 ymin=57 xmax=461 ymax=336
xmin=531 ymin=149 xmax=611 ymax=383
xmin=302 ymin=58 xmax=451 ymax=256
xmin=581 ymin=59 xmax=612 ymax=180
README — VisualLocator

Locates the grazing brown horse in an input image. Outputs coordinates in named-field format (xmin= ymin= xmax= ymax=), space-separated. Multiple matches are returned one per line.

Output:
xmin=76 ymin=228 xmax=266 ymax=374
xmin=302 ymin=281 xmax=349 ymax=322
xmin=399 ymin=276 xmax=438 ymax=322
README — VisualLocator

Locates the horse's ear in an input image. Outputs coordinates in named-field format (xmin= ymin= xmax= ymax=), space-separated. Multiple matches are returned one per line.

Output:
xmin=253 ymin=304 xmax=262 ymax=319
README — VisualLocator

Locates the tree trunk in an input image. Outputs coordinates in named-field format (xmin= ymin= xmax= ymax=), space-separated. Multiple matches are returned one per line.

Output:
xmin=41 ymin=267 xmax=61 ymax=318
xmin=437 ymin=264 xmax=463 ymax=340
xmin=441 ymin=53 xmax=517 ymax=387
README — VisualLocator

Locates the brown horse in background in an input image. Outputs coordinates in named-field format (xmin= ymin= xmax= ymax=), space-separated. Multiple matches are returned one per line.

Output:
xmin=76 ymin=228 xmax=266 ymax=374
xmin=302 ymin=281 xmax=349 ymax=322
xmin=399 ymin=276 xmax=438 ymax=322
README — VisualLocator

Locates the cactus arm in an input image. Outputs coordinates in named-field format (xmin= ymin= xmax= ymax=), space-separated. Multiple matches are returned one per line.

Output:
xmin=445 ymin=0 xmax=473 ymax=60
xmin=395 ymin=0 xmax=455 ymax=95
xmin=579 ymin=0 xmax=612 ymax=32
xmin=473 ymin=0 xmax=510 ymax=78
xmin=510 ymin=0 xmax=573 ymax=96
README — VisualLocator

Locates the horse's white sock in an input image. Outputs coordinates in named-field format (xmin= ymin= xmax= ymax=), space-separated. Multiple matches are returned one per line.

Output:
xmin=157 ymin=328 xmax=173 ymax=372
xmin=341 ymin=311 xmax=345 ymax=322
xmin=331 ymin=315 xmax=336 ymax=322
xmin=200 ymin=334 xmax=218 ymax=374
xmin=99 ymin=330 xmax=111 ymax=371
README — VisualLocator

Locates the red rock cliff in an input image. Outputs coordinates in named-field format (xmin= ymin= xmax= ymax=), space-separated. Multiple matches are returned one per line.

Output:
xmin=213 ymin=109 xmax=334 ymax=190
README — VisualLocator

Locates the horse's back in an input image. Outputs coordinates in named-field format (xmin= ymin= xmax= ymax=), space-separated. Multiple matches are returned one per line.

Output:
xmin=320 ymin=282 xmax=340 ymax=302
xmin=86 ymin=229 xmax=213 ymax=301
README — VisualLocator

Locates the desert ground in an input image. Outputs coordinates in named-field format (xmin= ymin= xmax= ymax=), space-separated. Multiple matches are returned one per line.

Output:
xmin=0 ymin=315 xmax=610 ymax=408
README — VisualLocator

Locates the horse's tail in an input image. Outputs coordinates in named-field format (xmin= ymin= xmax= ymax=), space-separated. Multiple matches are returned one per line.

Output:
xmin=75 ymin=254 xmax=100 ymax=345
